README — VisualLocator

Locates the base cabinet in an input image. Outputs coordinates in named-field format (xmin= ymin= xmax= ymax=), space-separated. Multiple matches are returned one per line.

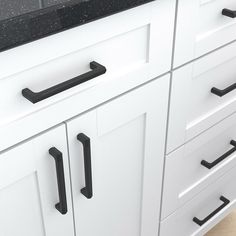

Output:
xmin=66 ymin=76 xmax=169 ymax=236
xmin=160 ymin=162 xmax=236 ymax=236
xmin=0 ymin=125 xmax=74 ymax=236
xmin=0 ymin=76 xmax=169 ymax=236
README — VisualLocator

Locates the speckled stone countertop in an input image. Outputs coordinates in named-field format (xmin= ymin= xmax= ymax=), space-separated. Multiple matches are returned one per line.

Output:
xmin=0 ymin=0 xmax=154 ymax=53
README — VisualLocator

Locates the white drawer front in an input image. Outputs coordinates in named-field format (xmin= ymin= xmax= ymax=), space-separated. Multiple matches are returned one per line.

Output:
xmin=0 ymin=0 xmax=175 ymax=151
xmin=160 ymin=163 xmax=236 ymax=236
xmin=174 ymin=0 xmax=236 ymax=67
xmin=162 ymin=112 xmax=236 ymax=219
xmin=167 ymin=42 xmax=236 ymax=153
xmin=1 ymin=25 xmax=149 ymax=125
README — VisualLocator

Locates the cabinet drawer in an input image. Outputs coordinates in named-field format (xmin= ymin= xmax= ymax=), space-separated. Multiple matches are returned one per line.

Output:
xmin=160 ymin=162 xmax=236 ymax=236
xmin=0 ymin=0 xmax=175 ymax=152
xmin=162 ymin=112 xmax=236 ymax=219
xmin=174 ymin=0 xmax=236 ymax=67
xmin=0 ymin=124 xmax=74 ymax=236
xmin=167 ymin=42 xmax=236 ymax=153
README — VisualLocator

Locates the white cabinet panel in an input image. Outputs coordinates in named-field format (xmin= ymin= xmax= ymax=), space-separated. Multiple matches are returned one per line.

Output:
xmin=160 ymin=162 xmax=236 ymax=236
xmin=174 ymin=0 xmax=236 ymax=67
xmin=168 ymin=42 xmax=236 ymax=153
xmin=0 ymin=0 xmax=175 ymax=152
xmin=162 ymin=112 xmax=236 ymax=219
xmin=0 ymin=125 xmax=74 ymax=236
xmin=66 ymin=76 xmax=169 ymax=236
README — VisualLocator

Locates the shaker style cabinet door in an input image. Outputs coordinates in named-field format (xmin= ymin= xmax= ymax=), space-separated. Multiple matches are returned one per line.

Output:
xmin=0 ymin=125 xmax=74 ymax=236
xmin=66 ymin=76 xmax=169 ymax=236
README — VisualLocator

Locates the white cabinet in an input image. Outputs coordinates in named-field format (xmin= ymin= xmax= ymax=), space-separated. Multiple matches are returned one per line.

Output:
xmin=0 ymin=125 xmax=74 ymax=236
xmin=167 ymin=41 xmax=236 ymax=153
xmin=0 ymin=0 xmax=175 ymax=152
xmin=66 ymin=76 xmax=169 ymax=236
xmin=0 ymin=75 xmax=170 ymax=236
xmin=5 ymin=0 xmax=236 ymax=234
xmin=160 ymin=161 xmax=236 ymax=236
xmin=162 ymin=112 xmax=236 ymax=219
xmin=174 ymin=0 xmax=236 ymax=67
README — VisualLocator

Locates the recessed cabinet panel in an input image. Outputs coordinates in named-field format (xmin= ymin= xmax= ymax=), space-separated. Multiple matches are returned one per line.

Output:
xmin=167 ymin=42 xmax=236 ymax=153
xmin=0 ymin=125 xmax=74 ymax=236
xmin=0 ymin=174 xmax=45 ymax=236
xmin=175 ymin=0 xmax=236 ymax=67
xmin=66 ymin=76 xmax=169 ymax=236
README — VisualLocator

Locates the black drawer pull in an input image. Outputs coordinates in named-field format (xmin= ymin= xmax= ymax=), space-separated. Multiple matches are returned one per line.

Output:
xmin=77 ymin=133 xmax=93 ymax=199
xmin=222 ymin=8 xmax=236 ymax=18
xmin=193 ymin=196 xmax=230 ymax=226
xmin=49 ymin=147 xmax=68 ymax=215
xmin=211 ymin=83 xmax=236 ymax=97
xmin=201 ymin=140 xmax=236 ymax=169
xmin=22 ymin=61 xmax=106 ymax=104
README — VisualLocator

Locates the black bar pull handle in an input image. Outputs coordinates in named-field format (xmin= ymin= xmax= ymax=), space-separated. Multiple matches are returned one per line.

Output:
xmin=49 ymin=147 xmax=68 ymax=215
xmin=22 ymin=61 xmax=106 ymax=104
xmin=222 ymin=8 xmax=236 ymax=18
xmin=193 ymin=196 xmax=230 ymax=226
xmin=211 ymin=83 xmax=236 ymax=97
xmin=77 ymin=133 xmax=93 ymax=199
xmin=201 ymin=140 xmax=236 ymax=169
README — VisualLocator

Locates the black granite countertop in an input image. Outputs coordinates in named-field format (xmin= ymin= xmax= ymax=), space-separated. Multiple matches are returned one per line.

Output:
xmin=0 ymin=0 xmax=154 ymax=53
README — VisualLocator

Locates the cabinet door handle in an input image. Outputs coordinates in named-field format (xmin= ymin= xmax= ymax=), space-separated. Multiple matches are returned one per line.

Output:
xmin=222 ymin=8 xmax=236 ymax=18
xmin=22 ymin=61 xmax=106 ymax=104
xmin=49 ymin=147 xmax=68 ymax=215
xmin=77 ymin=133 xmax=93 ymax=199
xmin=193 ymin=196 xmax=230 ymax=226
xmin=211 ymin=83 xmax=236 ymax=97
xmin=201 ymin=140 xmax=236 ymax=169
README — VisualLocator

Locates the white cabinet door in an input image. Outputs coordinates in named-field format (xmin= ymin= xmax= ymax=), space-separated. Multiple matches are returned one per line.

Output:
xmin=0 ymin=125 xmax=74 ymax=236
xmin=66 ymin=76 xmax=169 ymax=236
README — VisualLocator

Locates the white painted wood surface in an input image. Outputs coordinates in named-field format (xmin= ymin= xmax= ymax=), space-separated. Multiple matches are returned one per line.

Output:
xmin=0 ymin=125 xmax=74 ymax=236
xmin=160 ymin=163 xmax=236 ymax=236
xmin=162 ymin=112 xmax=236 ymax=219
xmin=2 ymin=0 xmax=236 ymax=234
xmin=0 ymin=0 xmax=175 ymax=152
xmin=167 ymin=41 xmax=236 ymax=153
xmin=66 ymin=76 xmax=169 ymax=236
xmin=174 ymin=0 xmax=236 ymax=67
